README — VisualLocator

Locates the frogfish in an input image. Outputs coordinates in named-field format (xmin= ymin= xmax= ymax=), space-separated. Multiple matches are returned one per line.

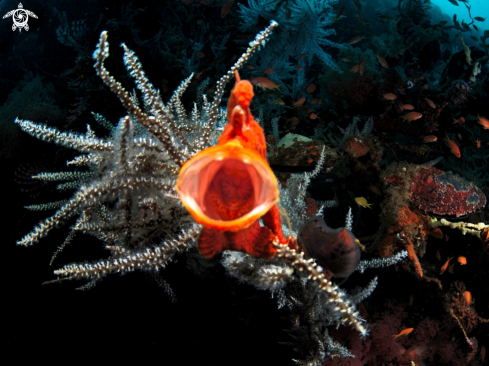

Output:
xmin=176 ymin=71 xmax=290 ymax=259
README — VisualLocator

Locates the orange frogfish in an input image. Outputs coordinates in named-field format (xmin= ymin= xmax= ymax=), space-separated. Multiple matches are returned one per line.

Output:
xmin=176 ymin=71 xmax=290 ymax=259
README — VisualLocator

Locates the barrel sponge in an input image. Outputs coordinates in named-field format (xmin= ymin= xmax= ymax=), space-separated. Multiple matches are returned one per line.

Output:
xmin=298 ymin=217 xmax=361 ymax=278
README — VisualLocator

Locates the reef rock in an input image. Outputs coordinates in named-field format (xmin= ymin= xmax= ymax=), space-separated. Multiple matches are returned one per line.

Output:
xmin=386 ymin=165 xmax=486 ymax=217
xmin=268 ymin=133 xmax=339 ymax=170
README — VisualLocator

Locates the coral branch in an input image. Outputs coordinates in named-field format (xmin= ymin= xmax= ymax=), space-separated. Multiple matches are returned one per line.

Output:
xmin=273 ymin=241 xmax=367 ymax=337
xmin=201 ymin=20 xmax=279 ymax=147
xmin=428 ymin=217 xmax=488 ymax=238
xmin=356 ymin=250 xmax=408 ymax=273
xmin=52 ymin=224 xmax=200 ymax=281
xmin=404 ymin=235 xmax=424 ymax=278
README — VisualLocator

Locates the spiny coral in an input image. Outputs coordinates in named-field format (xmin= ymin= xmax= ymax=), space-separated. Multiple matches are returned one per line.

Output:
xmin=239 ymin=0 xmax=344 ymax=72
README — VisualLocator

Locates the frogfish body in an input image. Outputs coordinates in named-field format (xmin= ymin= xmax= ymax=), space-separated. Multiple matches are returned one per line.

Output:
xmin=176 ymin=71 xmax=289 ymax=259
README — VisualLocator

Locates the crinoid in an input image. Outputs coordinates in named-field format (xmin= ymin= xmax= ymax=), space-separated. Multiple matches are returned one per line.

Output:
xmin=15 ymin=24 xmax=278 ymax=288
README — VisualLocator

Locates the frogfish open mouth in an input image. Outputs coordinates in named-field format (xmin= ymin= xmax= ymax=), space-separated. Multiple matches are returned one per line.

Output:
xmin=176 ymin=71 xmax=290 ymax=259
xmin=176 ymin=140 xmax=279 ymax=232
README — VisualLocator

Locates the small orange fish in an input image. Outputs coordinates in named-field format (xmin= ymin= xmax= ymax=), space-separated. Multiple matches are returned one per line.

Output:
xmin=481 ymin=345 xmax=486 ymax=362
xmin=393 ymin=328 xmax=414 ymax=339
xmin=368 ymin=185 xmax=382 ymax=196
xmin=310 ymin=98 xmax=321 ymax=105
xmin=445 ymin=133 xmax=461 ymax=158
xmin=457 ymin=256 xmax=467 ymax=265
xmin=287 ymin=116 xmax=299 ymax=128
xmin=436 ymin=250 xmax=441 ymax=261
xmin=299 ymin=53 xmax=306 ymax=59
xmin=453 ymin=116 xmax=465 ymax=125
xmin=400 ymin=104 xmax=415 ymax=111
xmin=478 ymin=115 xmax=489 ymax=129
xmin=293 ymin=97 xmax=306 ymax=108
xmin=349 ymin=36 xmax=365 ymax=45
xmin=383 ymin=93 xmax=397 ymax=100
xmin=424 ymin=97 xmax=436 ymax=109
xmin=350 ymin=58 xmax=368 ymax=76
xmin=376 ymin=52 xmax=389 ymax=69
xmin=423 ymin=135 xmax=437 ymax=143
xmin=263 ymin=67 xmax=275 ymax=74
xmin=333 ymin=6 xmax=345 ymax=22
xmin=476 ymin=139 xmax=481 ymax=148
xmin=400 ymin=112 xmax=423 ymax=122
xmin=306 ymin=83 xmax=316 ymax=94
xmin=250 ymin=77 xmax=282 ymax=91
xmin=296 ymin=64 xmax=303 ymax=70
xmin=358 ymin=58 xmax=368 ymax=76
xmin=464 ymin=291 xmax=472 ymax=305
xmin=221 ymin=0 xmax=234 ymax=18
xmin=440 ymin=256 xmax=453 ymax=275
xmin=195 ymin=51 xmax=205 ymax=58
xmin=356 ymin=13 xmax=367 ymax=24
xmin=272 ymin=98 xmax=285 ymax=105
xmin=309 ymin=112 xmax=318 ymax=120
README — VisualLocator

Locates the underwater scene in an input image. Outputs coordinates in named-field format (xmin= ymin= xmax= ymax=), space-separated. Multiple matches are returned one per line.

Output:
xmin=3 ymin=0 xmax=489 ymax=365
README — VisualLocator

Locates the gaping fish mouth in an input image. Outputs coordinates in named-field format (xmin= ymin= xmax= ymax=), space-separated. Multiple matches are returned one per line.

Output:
xmin=175 ymin=140 xmax=279 ymax=232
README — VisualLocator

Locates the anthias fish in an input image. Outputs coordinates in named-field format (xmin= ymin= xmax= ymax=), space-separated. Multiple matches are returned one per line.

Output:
xmin=393 ymin=328 xmax=414 ymax=339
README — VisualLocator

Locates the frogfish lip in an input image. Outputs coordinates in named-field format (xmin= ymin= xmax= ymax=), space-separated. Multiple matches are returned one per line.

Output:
xmin=175 ymin=140 xmax=279 ymax=232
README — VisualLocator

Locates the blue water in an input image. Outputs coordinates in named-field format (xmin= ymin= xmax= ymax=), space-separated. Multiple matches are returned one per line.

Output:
xmin=430 ymin=0 xmax=489 ymax=33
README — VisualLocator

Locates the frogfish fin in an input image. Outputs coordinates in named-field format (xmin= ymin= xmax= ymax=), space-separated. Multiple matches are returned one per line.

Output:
xmin=230 ymin=104 xmax=246 ymax=139
xmin=197 ymin=221 xmax=277 ymax=259
xmin=261 ymin=205 xmax=289 ymax=245
xmin=196 ymin=227 xmax=229 ymax=259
